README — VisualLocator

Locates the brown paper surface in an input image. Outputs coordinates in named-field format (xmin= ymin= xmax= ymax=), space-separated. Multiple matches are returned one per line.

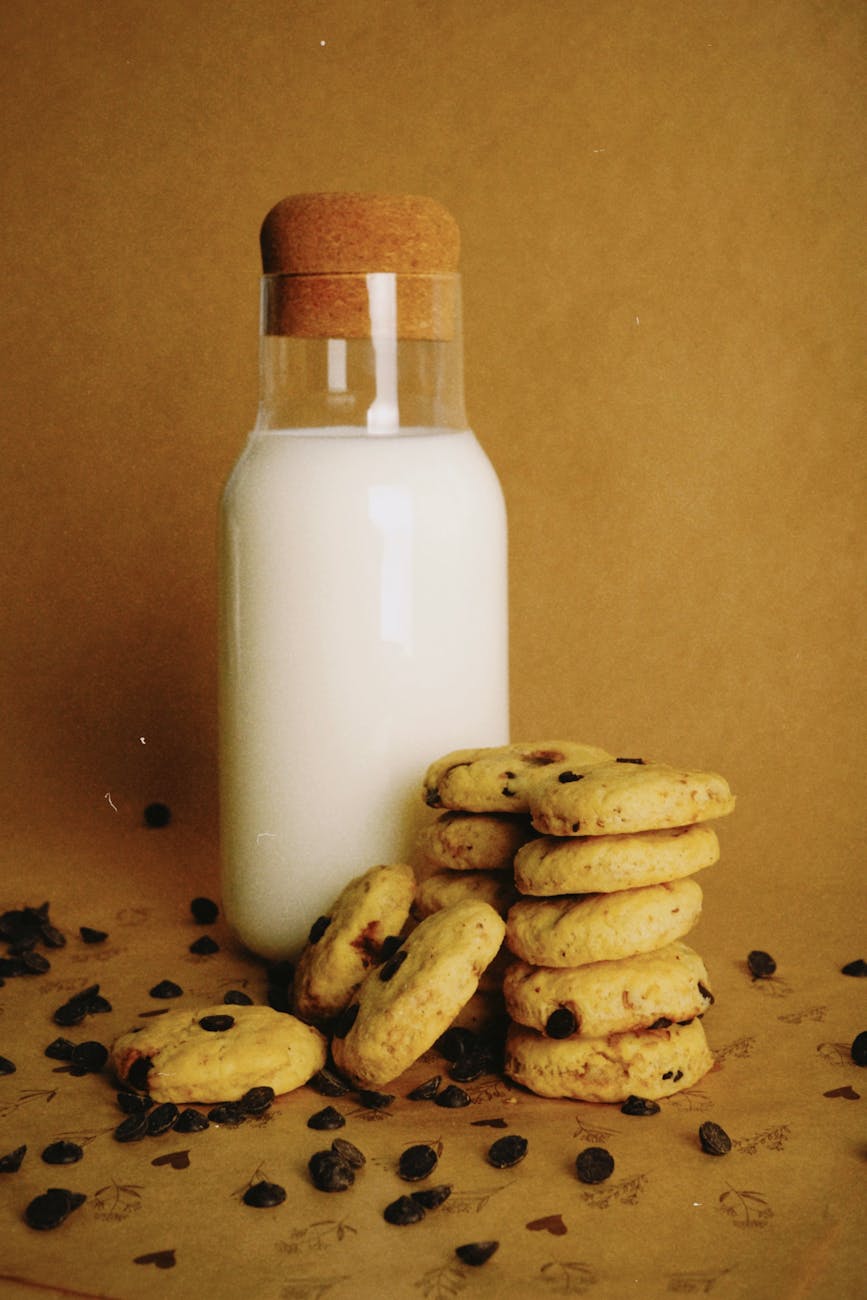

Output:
xmin=0 ymin=1 xmax=864 ymax=1296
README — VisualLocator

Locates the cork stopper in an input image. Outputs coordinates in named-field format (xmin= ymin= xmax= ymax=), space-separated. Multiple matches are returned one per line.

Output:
xmin=259 ymin=193 xmax=460 ymax=340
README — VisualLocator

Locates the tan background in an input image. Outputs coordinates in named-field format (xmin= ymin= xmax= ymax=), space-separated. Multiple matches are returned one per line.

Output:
xmin=0 ymin=4 xmax=865 ymax=1296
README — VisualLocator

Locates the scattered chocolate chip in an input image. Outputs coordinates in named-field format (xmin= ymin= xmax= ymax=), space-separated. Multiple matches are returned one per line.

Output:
xmin=557 ymin=771 xmax=583 ymax=784
xmin=189 ymin=896 xmax=218 ymax=924
xmin=407 ymin=1075 xmax=441 ymax=1101
xmin=70 ymin=1041 xmax=108 ymax=1074
xmin=308 ymin=915 xmax=331 ymax=944
xmin=25 ymin=1187 xmax=86 ymax=1231
xmin=487 ymin=1135 xmax=528 ymax=1169
xmin=198 ymin=1015 xmax=234 ymax=1033
xmin=239 ymin=1086 xmax=275 ymax=1115
xmin=126 ymin=1056 xmax=153 ymax=1092
xmin=113 ymin=1114 xmax=149 ymax=1143
xmin=189 ymin=935 xmax=219 ymax=955
xmin=310 ymin=1067 xmax=351 ymax=1097
xmin=0 ymin=1055 xmax=16 ymax=1075
xmin=53 ymin=984 xmax=110 ymax=1026
xmin=621 ymin=1095 xmax=660 ymax=1116
xmin=434 ymin=1084 xmax=471 ymax=1109
xmin=333 ymin=1003 xmax=359 ymax=1039
xmin=545 ymin=1007 xmax=578 ymax=1038
xmin=851 ymin=1032 xmax=867 ymax=1067
xmin=699 ymin=1121 xmax=732 ymax=1155
xmin=45 ymin=1038 xmax=75 ymax=1061
xmin=79 ymin=927 xmax=107 ymax=944
xmin=174 ymin=1108 xmax=209 ymax=1133
xmin=243 ymin=1180 xmax=286 ymax=1208
xmin=308 ymin=1106 xmax=345 ymax=1131
xmin=149 ymin=979 xmax=183 ymax=999
xmin=223 ymin=989 xmax=254 ymax=1005
xmin=358 ymin=1089 xmax=394 ymax=1110
xmin=146 ymin=1103 xmax=180 ymax=1136
xmin=747 ymin=950 xmax=776 ymax=980
xmin=615 ymin=757 xmax=645 ymax=764
xmin=398 ymin=1144 xmax=438 ymax=1181
xmin=575 ymin=1146 xmax=614 ymax=1184
xmin=0 ymin=1145 xmax=26 ymax=1172
xmin=308 ymin=1148 xmax=355 ymax=1192
xmin=331 ymin=1138 xmax=365 ymax=1169
xmin=842 ymin=959 xmax=867 ymax=978
xmin=435 ymin=1026 xmax=478 ymax=1061
xmin=456 ymin=1240 xmax=499 ymax=1266
xmin=384 ymin=1194 xmax=425 ymax=1225
xmin=378 ymin=950 xmax=408 ymax=982
xmin=144 ymin=802 xmax=171 ymax=828
xmin=41 ymin=1141 xmax=83 ymax=1166
xmin=18 ymin=951 xmax=51 ymax=975
xmin=208 ymin=1103 xmax=246 ymax=1126
xmin=411 ymin=1183 xmax=451 ymax=1210
xmin=116 ymin=1091 xmax=152 ymax=1115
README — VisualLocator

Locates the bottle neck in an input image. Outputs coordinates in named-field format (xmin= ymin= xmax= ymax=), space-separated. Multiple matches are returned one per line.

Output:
xmin=256 ymin=272 xmax=468 ymax=434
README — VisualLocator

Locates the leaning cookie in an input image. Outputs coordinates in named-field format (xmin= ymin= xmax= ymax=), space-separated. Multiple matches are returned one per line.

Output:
xmin=330 ymin=899 xmax=505 ymax=1089
xmin=504 ymin=1018 xmax=714 ymax=1103
xmin=503 ymin=941 xmax=714 ymax=1040
xmin=506 ymin=878 xmax=703 ymax=967
xmin=418 ymin=810 xmax=536 ymax=871
xmin=293 ymin=863 xmax=416 ymax=1022
xmin=111 ymin=1005 xmax=327 ymax=1104
xmin=529 ymin=758 xmax=735 ymax=837
xmin=423 ymin=741 xmax=613 ymax=814
xmin=514 ymin=824 xmax=720 ymax=896
xmin=414 ymin=869 xmax=519 ymax=920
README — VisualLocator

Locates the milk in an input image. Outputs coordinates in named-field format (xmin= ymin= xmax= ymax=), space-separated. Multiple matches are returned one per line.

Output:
xmin=219 ymin=425 xmax=508 ymax=960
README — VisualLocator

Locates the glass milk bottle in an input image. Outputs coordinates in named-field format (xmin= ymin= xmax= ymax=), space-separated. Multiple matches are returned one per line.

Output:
xmin=219 ymin=193 xmax=509 ymax=960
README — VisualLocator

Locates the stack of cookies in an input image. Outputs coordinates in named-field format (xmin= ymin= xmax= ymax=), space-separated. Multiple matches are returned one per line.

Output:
xmin=421 ymin=742 xmax=735 ymax=1103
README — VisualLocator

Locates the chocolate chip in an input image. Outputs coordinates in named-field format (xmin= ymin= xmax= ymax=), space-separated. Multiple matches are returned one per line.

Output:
xmin=239 ymin=1086 xmax=275 ymax=1115
xmin=575 ymin=1146 xmax=614 ymax=1184
xmin=174 ymin=1107 xmax=210 ymax=1133
xmin=697 ymin=981 xmax=715 ymax=1004
xmin=378 ymin=949 xmax=408 ymax=982
xmin=747 ymin=950 xmax=776 ymax=980
xmin=126 ymin=1056 xmax=153 ymax=1092
xmin=842 ymin=959 xmax=867 ymax=978
xmin=190 ymin=896 xmax=218 ymax=924
xmin=407 ymin=1075 xmax=441 ymax=1101
xmin=456 ymin=1241 xmax=499 ymax=1266
xmin=308 ymin=915 xmax=331 ymax=944
xmin=44 ymin=1038 xmax=75 ymax=1061
xmin=487 ymin=1135 xmax=527 ymax=1168
xmin=198 ymin=1015 xmax=234 ymax=1032
xmin=113 ymin=1114 xmax=149 ymax=1143
xmin=79 ymin=927 xmax=107 ymax=944
xmin=434 ymin=1084 xmax=471 ymax=1109
xmin=41 ymin=1141 xmax=83 ymax=1166
xmin=19 ymin=951 xmax=51 ymax=975
xmin=851 ymin=1031 xmax=867 ymax=1067
xmin=308 ymin=1149 xmax=355 ymax=1192
xmin=189 ymin=935 xmax=219 ymax=955
xmin=557 ymin=771 xmax=583 ymax=784
xmin=149 ymin=979 xmax=183 ymax=999
xmin=651 ymin=1019 xmax=674 ymax=1031
xmin=116 ymin=1091 xmax=152 ymax=1114
xmin=223 ymin=989 xmax=254 ymax=1005
xmin=243 ymin=1180 xmax=286 ymax=1208
xmin=435 ymin=1027 xmax=478 ymax=1062
xmin=615 ymin=757 xmax=645 ymax=764
xmin=308 ymin=1106 xmax=345 ymax=1131
xmin=698 ymin=1121 xmax=732 ymax=1155
xmin=70 ymin=1041 xmax=108 ymax=1073
xmin=545 ymin=1007 xmax=577 ymax=1038
xmin=621 ymin=1095 xmax=660 ymax=1116
xmin=333 ymin=1003 xmax=359 ymax=1039
xmin=358 ymin=1089 xmax=394 ymax=1110
xmin=53 ymin=984 xmax=110 ymax=1026
xmin=398 ymin=1144 xmax=438 ymax=1181
xmin=310 ymin=1067 xmax=351 ymax=1097
xmin=24 ymin=1187 xmax=86 ymax=1231
xmin=208 ymin=1103 xmax=245 ymax=1126
xmin=0 ymin=1055 xmax=16 ymax=1075
xmin=331 ymin=1138 xmax=366 ymax=1169
xmin=500 ymin=787 xmax=516 ymax=798
xmin=383 ymin=1194 xmax=425 ymax=1225
xmin=378 ymin=935 xmax=404 ymax=962
xmin=0 ymin=1145 xmax=26 ymax=1172
xmin=146 ymin=1102 xmax=179 ymax=1136
xmin=144 ymin=802 xmax=172 ymax=828
xmin=411 ymin=1183 xmax=451 ymax=1210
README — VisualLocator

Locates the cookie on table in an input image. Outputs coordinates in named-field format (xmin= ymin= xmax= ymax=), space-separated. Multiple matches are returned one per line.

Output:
xmin=506 ymin=878 xmax=703 ymax=967
xmin=418 ymin=810 xmax=536 ymax=871
xmin=529 ymin=757 xmax=735 ymax=837
xmin=513 ymin=824 xmax=720 ymax=896
xmin=414 ymin=869 xmax=519 ymax=920
xmin=504 ymin=1017 xmax=714 ymax=1103
xmin=330 ymin=899 xmax=505 ymax=1089
xmin=502 ymin=941 xmax=714 ymax=1040
xmin=293 ymin=863 xmax=416 ymax=1022
xmin=423 ymin=741 xmax=613 ymax=814
xmin=111 ymin=1005 xmax=327 ymax=1104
